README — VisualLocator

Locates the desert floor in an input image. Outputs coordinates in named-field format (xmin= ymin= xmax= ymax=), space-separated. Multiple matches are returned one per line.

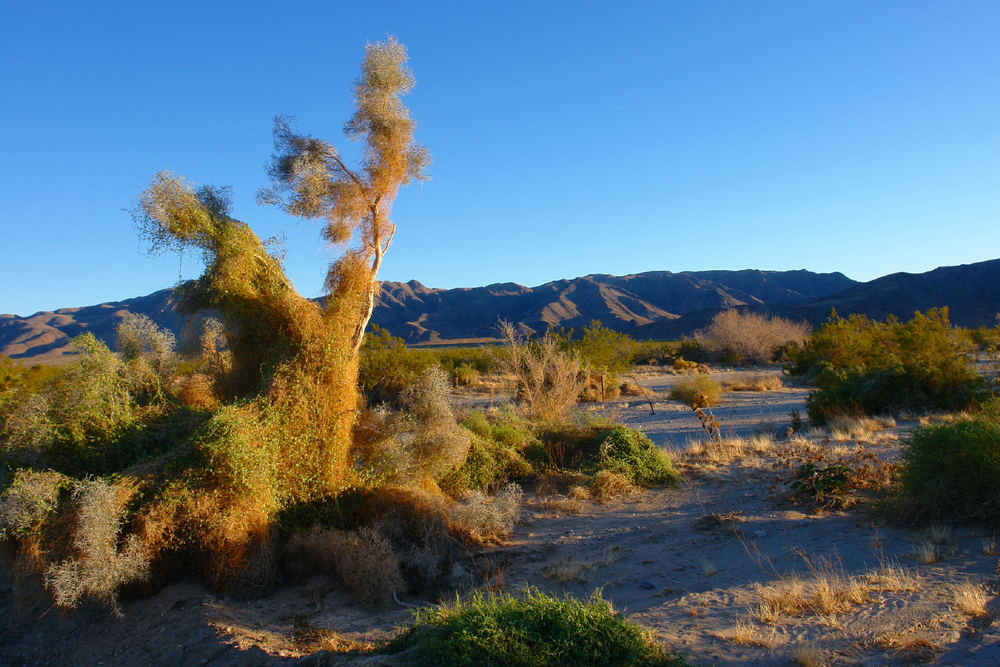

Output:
xmin=3 ymin=367 xmax=1000 ymax=666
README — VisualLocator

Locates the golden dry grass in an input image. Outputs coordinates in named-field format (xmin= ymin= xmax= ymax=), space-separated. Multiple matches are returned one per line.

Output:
xmin=792 ymin=641 xmax=828 ymax=667
xmin=953 ymin=581 xmax=989 ymax=617
xmin=729 ymin=616 xmax=776 ymax=648
xmin=750 ymin=561 xmax=915 ymax=624
xmin=686 ymin=434 xmax=774 ymax=465
xmin=589 ymin=471 xmax=640 ymax=503
xmin=723 ymin=374 xmax=784 ymax=392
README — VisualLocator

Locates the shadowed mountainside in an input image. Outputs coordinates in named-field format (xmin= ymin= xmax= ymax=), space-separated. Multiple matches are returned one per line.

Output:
xmin=3 ymin=259 xmax=999 ymax=362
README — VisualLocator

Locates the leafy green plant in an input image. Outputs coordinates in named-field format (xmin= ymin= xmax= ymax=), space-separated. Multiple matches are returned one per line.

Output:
xmin=791 ymin=464 xmax=851 ymax=502
xmin=383 ymin=588 xmax=685 ymax=666
xmin=592 ymin=426 xmax=678 ymax=486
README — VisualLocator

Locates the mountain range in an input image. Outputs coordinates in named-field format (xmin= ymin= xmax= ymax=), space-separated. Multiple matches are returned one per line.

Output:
xmin=2 ymin=258 xmax=998 ymax=363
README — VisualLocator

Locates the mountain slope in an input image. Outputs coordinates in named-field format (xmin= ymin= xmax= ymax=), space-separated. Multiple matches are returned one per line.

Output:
xmin=2 ymin=259 xmax=998 ymax=363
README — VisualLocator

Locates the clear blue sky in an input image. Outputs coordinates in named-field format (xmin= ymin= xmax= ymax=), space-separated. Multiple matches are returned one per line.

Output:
xmin=3 ymin=1 xmax=999 ymax=316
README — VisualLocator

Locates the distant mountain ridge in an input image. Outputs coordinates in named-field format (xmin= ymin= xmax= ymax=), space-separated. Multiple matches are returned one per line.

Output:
xmin=2 ymin=259 xmax=998 ymax=363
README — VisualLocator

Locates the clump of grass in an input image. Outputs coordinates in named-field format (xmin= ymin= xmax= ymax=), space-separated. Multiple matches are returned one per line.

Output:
xmin=384 ymin=588 xmax=685 ymax=666
xmin=750 ymin=560 xmax=913 ymax=624
xmin=729 ymin=616 xmax=775 ymax=648
xmin=590 ymin=471 xmax=640 ymax=503
xmin=792 ymin=641 xmax=828 ymax=667
xmin=669 ymin=375 xmax=722 ymax=408
xmin=686 ymin=434 xmax=773 ymax=465
xmin=953 ymin=581 xmax=988 ymax=617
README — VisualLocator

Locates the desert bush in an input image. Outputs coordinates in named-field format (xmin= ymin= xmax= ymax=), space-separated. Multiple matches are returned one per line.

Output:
xmin=43 ymin=478 xmax=149 ymax=615
xmin=632 ymin=341 xmax=677 ymax=366
xmin=384 ymin=587 xmax=683 ymax=666
xmin=360 ymin=486 xmax=464 ymax=595
xmin=399 ymin=367 xmax=472 ymax=483
xmin=441 ymin=431 xmax=534 ymax=495
xmin=790 ymin=309 xmax=988 ymax=423
xmin=285 ymin=525 xmax=404 ymax=607
xmin=592 ymin=426 xmax=679 ymax=486
xmin=0 ymin=469 xmax=70 ymax=539
xmin=669 ymin=375 xmax=723 ymax=408
xmin=1 ymin=335 xmax=141 ymax=473
xmin=448 ymin=483 xmax=522 ymax=544
xmin=353 ymin=368 xmax=471 ymax=488
xmin=696 ymin=310 xmax=810 ymax=365
xmin=496 ymin=321 xmax=585 ymax=422
xmin=897 ymin=401 xmax=1000 ymax=521
xmin=116 ymin=312 xmax=177 ymax=377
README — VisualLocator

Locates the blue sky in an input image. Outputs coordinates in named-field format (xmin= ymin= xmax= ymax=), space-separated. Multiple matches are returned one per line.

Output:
xmin=2 ymin=1 xmax=999 ymax=316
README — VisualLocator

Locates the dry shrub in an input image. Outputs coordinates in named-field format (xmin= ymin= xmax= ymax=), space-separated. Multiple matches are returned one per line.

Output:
xmin=496 ymin=321 xmax=585 ymax=422
xmin=696 ymin=309 xmax=810 ymax=364
xmin=534 ymin=470 xmax=591 ymax=497
xmin=669 ymin=375 xmax=722 ymax=408
xmin=953 ymin=581 xmax=988 ymax=617
xmin=285 ymin=526 xmax=404 ymax=607
xmin=723 ymin=374 xmax=784 ymax=392
xmin=543 ymin=556 xmax=592 ymax=583
xmin=399 ymin=367 xmax=471 ymax=482
xmin=361 ymin=486 xmax=463 ymax=595
xmin=0 ymin=469 xmax=69 ymax=539
xmin=589 ymin=471 xmax=639 ymax=503
xmin=448 ymin=483 xmax=522 ymax=544
xmin=354 ymin=369 xmax=471 ymax=488
xmin=175 ymin=372 xmax=222 ymax=410
xmin=116 ymin=312 xmax=177 ymax=382
xmin=43 ymin=478 xmax=149 ymax=615
xmin=579 ymin=370 xmax=622 ymax=402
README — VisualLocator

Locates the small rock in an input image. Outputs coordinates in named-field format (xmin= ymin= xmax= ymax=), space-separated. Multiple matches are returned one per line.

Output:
xmin=638 ymin=581 xmax=655 ymax=590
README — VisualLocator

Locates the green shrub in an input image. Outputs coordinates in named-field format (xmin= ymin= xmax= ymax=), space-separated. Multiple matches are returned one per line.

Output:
xmin=668 ymin=375 xmax=723 ymax=408
xmin=593 ymin=426 xmax=678 ymax=486
xmin=790 ymin=309 xmax=988 ymax=423
xmin=384 ymin=587 xmax=685 ymax=666
xmin=441 ymin=432 xmax=533 ymax=494
xmin=442 ymin=411 xmax=537 ymax=493
xmin=898 ymin=402 xmax=1000 ymax=521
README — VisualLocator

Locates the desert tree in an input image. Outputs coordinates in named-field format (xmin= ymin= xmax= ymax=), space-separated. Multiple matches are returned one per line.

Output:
xmin=125 ymin=36 xmax=429 ymax=591
xmin=259 ymin=35 xmax=430 ymax=352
